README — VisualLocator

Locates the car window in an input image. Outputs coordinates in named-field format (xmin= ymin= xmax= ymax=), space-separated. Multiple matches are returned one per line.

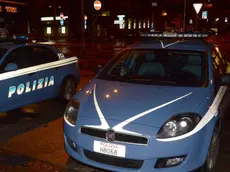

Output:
xmin=2 ymin=47 xmax=28 ymax=70
xmin=0 ymin=48 xmax=7 ymax=60
xmin=27 ymin=47 xmax=58 ymax=66
xmin=97 ymin=49 xmax=208 ymax=87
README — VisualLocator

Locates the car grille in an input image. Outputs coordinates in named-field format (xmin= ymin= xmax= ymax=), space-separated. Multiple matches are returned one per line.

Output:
xmin=84 ymin=150 xmax=144 ymax=169
xmin=81 ymin=127 xmax=148 ymax=145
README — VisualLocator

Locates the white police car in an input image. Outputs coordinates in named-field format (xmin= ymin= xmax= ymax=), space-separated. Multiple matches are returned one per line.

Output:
xmin=0 ymin=36 xmax=79 ymax=112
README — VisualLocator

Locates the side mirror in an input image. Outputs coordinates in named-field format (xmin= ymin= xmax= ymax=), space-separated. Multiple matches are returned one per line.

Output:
xmin=4 ymin=63 xmax=18 ymax=72
xmin=220 ymin=74 xmax=230 ymax=86
xmin=94 ymin=64 xmax=103 ymax=74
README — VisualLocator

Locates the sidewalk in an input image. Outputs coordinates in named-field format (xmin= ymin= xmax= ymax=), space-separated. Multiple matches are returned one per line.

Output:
xmin=80 ymin=69 xmax=95 ymax=77
xmin=0 ymin=149 xmax=64 ymax=172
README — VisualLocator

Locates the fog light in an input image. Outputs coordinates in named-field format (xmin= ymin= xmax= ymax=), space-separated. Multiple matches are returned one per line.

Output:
xmin=155 ymin=156 xmax=186 ymax=168
xmin=166 ymin=157 xmax=184 ymax=166
xmin=67 ymin=137 xmax=78 ymax=152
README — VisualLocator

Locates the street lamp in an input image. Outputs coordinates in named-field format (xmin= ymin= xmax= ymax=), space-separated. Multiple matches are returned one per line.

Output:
xmin=193 ymin=3 xmax=203 ymax=30
xmin=162 ymin=10 xmax=167 ymax=17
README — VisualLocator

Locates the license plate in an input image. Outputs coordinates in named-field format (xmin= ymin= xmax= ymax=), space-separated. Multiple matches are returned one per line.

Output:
xmin=93 ymin=140 xmax=126 ymax=158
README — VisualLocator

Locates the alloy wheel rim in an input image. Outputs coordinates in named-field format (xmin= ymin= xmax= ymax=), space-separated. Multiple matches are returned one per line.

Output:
xmin=65 ymin=80 xmax=75 ymax=100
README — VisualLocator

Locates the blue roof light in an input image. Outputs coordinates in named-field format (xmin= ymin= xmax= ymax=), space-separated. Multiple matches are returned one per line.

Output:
xmin=12 ymin=35 xmax=29 ymax=40
xmin=0 ymin=35 xmax=29 ymax=43
xmin=139 ymin=32 xmax=209 ymax=38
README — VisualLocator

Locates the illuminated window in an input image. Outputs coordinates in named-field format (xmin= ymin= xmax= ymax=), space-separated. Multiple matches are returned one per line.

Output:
xmin=47 ymin=27 xmax=51 ymax=34
xmin=138 ymin=20 xmax=141 ymax=29
xmin=133 ymin=20 xmax=136 ymax=29
xmin=128 ymin=19 xmax=131 ymax=29
xmin=61 ymin=27 xmax=66 ymax=34
xmin=143 ymin=21 xmax=146 ymax=28
xmin=119 ymin=20 xmax=125 ymax=29
xmin=147 ymin=20 xmax=150 ymax=28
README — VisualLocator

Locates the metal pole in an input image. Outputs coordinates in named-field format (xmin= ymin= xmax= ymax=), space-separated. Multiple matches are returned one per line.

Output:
xmin=196 ymin=15 xmax=198 ymax=31
xmin=92 ymin=12 xmax=98 ymax=44
xmin=81 ymin=0 xmax=86 ymax=55
xmin=53 ymin=0 xmax=57 ymax=41
xmin=183 ymin=0 xmax=186 ymax=31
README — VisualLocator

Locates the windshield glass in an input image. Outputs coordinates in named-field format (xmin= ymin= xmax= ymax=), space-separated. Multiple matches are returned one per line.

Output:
xmin=0 ymin=48 xmax=7 ymax=60
xmin=97 ymin=49 xmax=208 ymax=87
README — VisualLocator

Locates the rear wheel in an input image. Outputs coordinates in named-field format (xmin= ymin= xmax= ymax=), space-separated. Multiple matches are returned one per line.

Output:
xmin=60 ymin=78 xmax=76 ymax=101
xmin=200 ymin=125 xmax=220 ymax=172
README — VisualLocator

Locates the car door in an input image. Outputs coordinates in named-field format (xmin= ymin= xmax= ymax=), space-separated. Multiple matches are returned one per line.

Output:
xmin=0 ymin=47 xmax=39 ymax=112
xmin=26 ymin=46 xmax=60 ymax=102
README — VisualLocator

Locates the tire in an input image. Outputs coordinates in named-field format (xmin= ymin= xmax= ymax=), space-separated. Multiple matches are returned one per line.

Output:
xmin=200 ymin=125 xmax=220 ymax=172
xmin=60 ymin=77 xmax=76 ymax=102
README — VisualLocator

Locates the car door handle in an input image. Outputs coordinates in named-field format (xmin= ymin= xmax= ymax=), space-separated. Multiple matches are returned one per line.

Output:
xmin=55 ymin=67 xmax=60 ymax=70
xmin=28 ymin=72 xmax=36 ymax=76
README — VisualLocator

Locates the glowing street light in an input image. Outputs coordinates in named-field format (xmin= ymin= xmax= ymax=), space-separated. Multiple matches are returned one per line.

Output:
xmin=162 ymin=11 xmax=167 ymax=16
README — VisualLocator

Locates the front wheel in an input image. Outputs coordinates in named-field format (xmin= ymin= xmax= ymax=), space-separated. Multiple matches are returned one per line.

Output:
xmin=61 ymin=78 xmax=76 ymax=101
xmin=200 ymin=126 xmax=220 ymax=172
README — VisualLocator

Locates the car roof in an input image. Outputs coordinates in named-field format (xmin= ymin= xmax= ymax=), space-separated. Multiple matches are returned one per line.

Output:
xmin=0 ymin=43 xmax=57 ymax=50
xmin=128 ymin=39 xmax=212 ymax=51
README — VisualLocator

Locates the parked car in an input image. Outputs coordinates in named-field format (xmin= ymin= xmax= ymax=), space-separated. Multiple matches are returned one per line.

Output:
xmin=64 ymin=32 xmax=230 ymax=172
xmin=0 ymin=36 xmax=80 ymax=112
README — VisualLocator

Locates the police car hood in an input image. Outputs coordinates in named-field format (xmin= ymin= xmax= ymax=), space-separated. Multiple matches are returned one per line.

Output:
xmin=77 ymin=79 xmax=207 ymax=128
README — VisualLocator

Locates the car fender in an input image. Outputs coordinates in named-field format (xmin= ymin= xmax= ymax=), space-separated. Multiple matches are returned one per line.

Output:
xmin=199 ymin=115 xmax=219 ymax=166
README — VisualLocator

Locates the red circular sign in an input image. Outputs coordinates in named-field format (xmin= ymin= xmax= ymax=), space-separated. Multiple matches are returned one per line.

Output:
xmin=94 ymin=0 xmax=102 ymax=10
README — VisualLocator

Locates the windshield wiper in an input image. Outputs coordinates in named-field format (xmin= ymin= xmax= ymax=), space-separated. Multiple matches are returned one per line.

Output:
xmin=126 ymin=78 xmax=177 ymax=85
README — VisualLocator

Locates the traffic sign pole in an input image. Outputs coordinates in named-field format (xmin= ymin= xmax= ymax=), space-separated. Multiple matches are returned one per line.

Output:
xmin=92 ymin=0 xmax=102 ymax=43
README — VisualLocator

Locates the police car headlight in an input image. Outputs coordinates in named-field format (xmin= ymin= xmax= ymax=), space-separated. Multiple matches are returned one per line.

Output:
xmin=64 ymin=99 xmax=80 ymax=126
xmin=157 ymin=113 xmax=201 ymax=139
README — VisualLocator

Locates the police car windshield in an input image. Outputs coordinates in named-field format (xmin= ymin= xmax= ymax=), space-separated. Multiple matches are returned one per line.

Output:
xmin=97 ymin=49 xmax=208 ymax=87
xmin=0 ymin=48 xmax=7 ymax=60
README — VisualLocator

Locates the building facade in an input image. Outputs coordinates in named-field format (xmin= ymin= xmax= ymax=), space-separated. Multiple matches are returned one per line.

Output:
xmin=0 ymin=0 xmax=29 ymax=35
xmin=31 ymin=0 xmax=230 ymax=40
xmin=28 ymin=0 xmax=69 ymax=39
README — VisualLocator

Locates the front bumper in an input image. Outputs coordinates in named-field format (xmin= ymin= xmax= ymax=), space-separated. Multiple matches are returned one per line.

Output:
xmin=64 ymin=117 xmax=211 ymax=172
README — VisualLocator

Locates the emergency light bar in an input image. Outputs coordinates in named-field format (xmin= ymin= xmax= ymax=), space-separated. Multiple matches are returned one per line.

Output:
xmin=0 ymin=35 xmax=28 ymax=43
xmin=140 ymin=32 xmax=209 ymax=38
xmin=12 ymin=35 xmax=28 ymax=40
